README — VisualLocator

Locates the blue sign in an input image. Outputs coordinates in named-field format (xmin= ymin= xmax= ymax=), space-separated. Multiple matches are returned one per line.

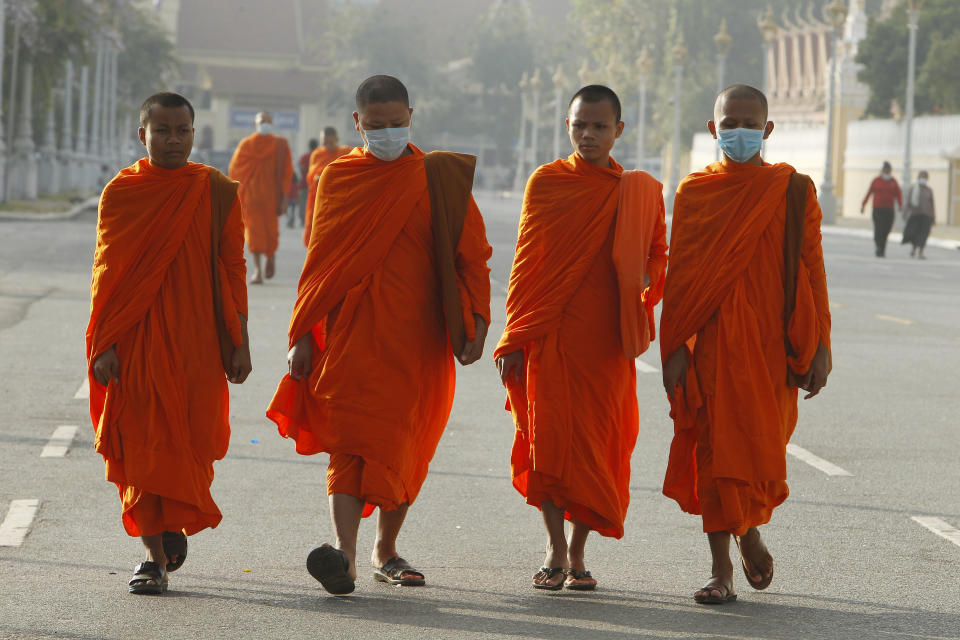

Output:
xmin=229 ymin=109 xmax=300 ymax=131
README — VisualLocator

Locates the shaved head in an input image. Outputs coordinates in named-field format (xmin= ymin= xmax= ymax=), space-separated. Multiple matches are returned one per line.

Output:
xmin=355 ymin=75 xmax=409 ymax=111
xmin=139 ymin=91 xmax=194 ymax=127
xmin=255 ymin=111 xmax=273 ymax=125
xmin=714 ymin=84 xmax=768 ymax=121
xmin=569 ymin=84 xmax=622 ymax=122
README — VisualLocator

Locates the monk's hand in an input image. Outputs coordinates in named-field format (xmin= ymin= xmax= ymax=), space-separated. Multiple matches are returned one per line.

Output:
xmin=288 ymin=334 xmax=313 ymax=380
xmin=459 ymin=315 xmax=488 ymax=365
xmin=662 ymin=346 xmax=689 ymax=401
xmin=800 ymin=343 xmax=831 ymax=400
xmin=92 ymin=346 xmax=120 ymax=387
xmin=496 ymin=350 xmax=524 ymax=387
xmin=229 ymin=344 xmax=252 ymax=384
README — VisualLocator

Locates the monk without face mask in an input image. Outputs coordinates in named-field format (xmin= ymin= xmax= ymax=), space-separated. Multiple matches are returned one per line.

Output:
xmin=139 ymin=105 xmax=194 ymax=170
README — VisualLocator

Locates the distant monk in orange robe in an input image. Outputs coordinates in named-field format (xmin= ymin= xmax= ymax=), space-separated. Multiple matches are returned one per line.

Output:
xmin=86 ymin=92 xmax=251 ymax=595
xmin=228 ymin=111 xmax=294 ymax=284
xmin=660 ymin=85 xmax=831 ymax=605
xmin=303 ymin=126 xmax=353 ymax=246
xmin=495 ymin=85 xmax=668 ymax=592
xmin=267 ymin=75 xmax=492 ymax=595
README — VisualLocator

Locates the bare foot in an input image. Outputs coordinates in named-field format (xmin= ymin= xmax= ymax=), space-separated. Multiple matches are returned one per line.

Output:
xmin=735 ymin=527 xmax=774 ymax=590
xmin=265 ymin=255 xmax=276 ymax=279
xmin=249 ymin=271 xmax=263 ymax=285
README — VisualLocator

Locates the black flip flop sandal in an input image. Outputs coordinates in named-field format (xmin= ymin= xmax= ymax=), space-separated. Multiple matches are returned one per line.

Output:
xmin=532 ymin=566 xmax=565 ymax=591
xmin=564 ymin=569 xmax=597 ymax=591
xmin=694 ymin=581 xmax=737 ymax=605
xmin=307 ymin=544 xmax=356 ymax=595
xmin=735 ymin=535 xmax=774 ymax=591
xmin=373 ymin=557 xmax=425 ymax=586
xmin=162 ymin=530 xmax=188 ymax=573
xmin=128 ymin=561 xmax=168 ymax=595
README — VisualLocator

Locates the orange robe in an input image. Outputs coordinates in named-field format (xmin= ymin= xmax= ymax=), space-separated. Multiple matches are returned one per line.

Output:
xmin=494 ymin=154 xmax=668 ymax=538
xmin=304 ymin=145 xmax=353 ymax=246
xmin=660 ymin=159 xmax=831 ymax=536
xmin=86 ymin=159 xmax=248 ymax=537
xmin=266 ymin=145 xmax=492 ymax=517
xmin=228 ymin=133 xmax=294 ymax=255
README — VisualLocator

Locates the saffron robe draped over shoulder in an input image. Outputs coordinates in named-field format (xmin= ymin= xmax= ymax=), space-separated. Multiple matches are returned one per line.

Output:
xmin=266 ymin=145 xmax=492 ymax=516
xmin=494 ymin=153 xmax=668 ymax=538
xmin=659 ymin=159 xmax=831 ymax=536
xmin=86 ymin=159 xmax=248 ymax=537
xmin=228 ymin=133 xmax=294 ymax=255
xmin=304 ymin=145 xmax=354 ymax=246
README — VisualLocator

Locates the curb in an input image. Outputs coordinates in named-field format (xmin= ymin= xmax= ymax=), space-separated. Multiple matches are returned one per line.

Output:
xmin=0 ymin=195 xmax=99 ymax=222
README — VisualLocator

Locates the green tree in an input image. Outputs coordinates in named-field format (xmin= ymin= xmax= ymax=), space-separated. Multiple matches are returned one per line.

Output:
xmin=856 ymin=0 xmax=960 ymax=117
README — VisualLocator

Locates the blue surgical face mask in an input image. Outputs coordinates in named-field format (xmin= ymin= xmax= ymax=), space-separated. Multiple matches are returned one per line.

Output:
xmin=918 ymin=177 xmax=927 ymax=186
xmin=362 ymin=126 xmax=410 ymax=162
xmin=717 ymin=126 xmax=766 ymax=163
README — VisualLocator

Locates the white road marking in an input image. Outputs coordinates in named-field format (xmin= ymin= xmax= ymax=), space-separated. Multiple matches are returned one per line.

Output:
xmin=635 ymin=359 xmax=658 ymax=373
xmin=911 ymin=516 xmax=960 ymax=548
xmin=40 ymin=425 xmax=78 ymax=458
xmin=786 ymin=443 xmax=853 ymax=477
xmin=875 ymin=314 xmax=914 ymax=326
xmin=490 ymin=277 xmax=509 ymax=295
xmin=829 ymin=302 xmax=844 ymax=309
xmin=0 ymin=499 xmax=41 ymax=547
xmin=73 ymin=378 xmax=89 ymax=400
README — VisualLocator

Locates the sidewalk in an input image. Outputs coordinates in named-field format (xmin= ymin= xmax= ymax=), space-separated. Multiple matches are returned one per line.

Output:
xmin=829 ymin=214 xmax=960 ymax=250
xmin=0 ymin=195 xmax=99 ymax=222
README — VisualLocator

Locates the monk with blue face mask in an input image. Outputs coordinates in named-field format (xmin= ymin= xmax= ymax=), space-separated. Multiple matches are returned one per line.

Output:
xmin=267 ymin=74 xmax=492 ymax=596
xmin=660 ymin=85 xmax=832 ymax=605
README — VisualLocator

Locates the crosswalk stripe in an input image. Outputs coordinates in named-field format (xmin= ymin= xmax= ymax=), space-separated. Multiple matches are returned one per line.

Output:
xmin=0 ymin=499 xmax=41 ymax=547
xmin=40 ymin=425 xmax=78 ymax=458
xmin=911 ymin=516 xmax=960 ymax=548
xmin=786 ymin=443 xmax=853 ymax=477
xmin=73 ymin=378 xmax=89 ymax=400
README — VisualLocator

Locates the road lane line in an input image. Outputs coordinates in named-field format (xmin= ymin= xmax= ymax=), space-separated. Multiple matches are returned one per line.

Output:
xmin=0 ymin=499 xmax=41 ymax=547
xmin=875 ymin=314 xmax=914 ymax=326
xmin=911 ymin=516 xmax=960 ymax=548
xmin=635 ymin=359 xmax=658 ymax=373
xmin=829 ymin=302 xmax=844 ymax=309
xmin=786 ymin=444 xmax=853 ymax=477
xmin=73 ymin=378 xmax=89 ymax=400
xmin=40 ymin=425 xmax=78 ymax=458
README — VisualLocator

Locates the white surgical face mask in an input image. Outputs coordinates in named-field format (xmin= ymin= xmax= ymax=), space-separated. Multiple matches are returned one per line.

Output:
xmin=362 ymin=126 xmax=410 ymax=162
xmin=256 ymin=122 xmax=273 ymax=135
xmin=918 ymin=177 xmax=928 ymax=186
xmin=881 ymin=172 xmax=892 ymax=181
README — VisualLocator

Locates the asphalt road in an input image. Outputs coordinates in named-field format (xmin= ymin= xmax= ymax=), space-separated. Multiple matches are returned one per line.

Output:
xmin=0 ymin=193 xmax=958 ymax=640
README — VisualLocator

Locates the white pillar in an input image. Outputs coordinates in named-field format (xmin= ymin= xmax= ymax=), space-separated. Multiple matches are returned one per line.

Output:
xmin=38 ymin=100 xmax=60 ymax=195
xmin=60 ymin=59 xmax=75 ymax=189
xmin=8 ymin=62 xmax=37 ymax=200
xmin=819 ymin=27 xmax=841 ymax=225
xmin=529 ymin=69 xmax=541 ymax=172
xmin=511 ymin=72 xmax=529 ymax=195
xmin=0 ymin=0 xmax=7 ymax=201
xmin=107 ymin=47 xmax=119 ymax=169
xmin=76 ymin=65 xmax=90 ymax=190
xmin=903 ymin=6 xmax=919 ymax=193
xmin=89 ymin=38 xmax=104 ymax=187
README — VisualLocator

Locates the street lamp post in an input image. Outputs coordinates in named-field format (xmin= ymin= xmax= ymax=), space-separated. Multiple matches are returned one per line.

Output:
xmin=903 ymin=1 xmax=922 ymax=192
xmin=819 ymin=0 xmax=848 ymax=225
xmin=668 ymin=32 xmax=688 ymax=213
xmin=714 ymin=18 xmax=732 ymax=162
xmin=552 ymin=64 xmax=567 ymax=160
xmin=636 ymin=46 xmax=653 ymax=171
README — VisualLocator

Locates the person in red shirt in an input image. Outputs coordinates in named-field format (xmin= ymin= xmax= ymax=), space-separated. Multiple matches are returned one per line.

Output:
xmin=861 ymin=161 xmax=903 ymax=258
